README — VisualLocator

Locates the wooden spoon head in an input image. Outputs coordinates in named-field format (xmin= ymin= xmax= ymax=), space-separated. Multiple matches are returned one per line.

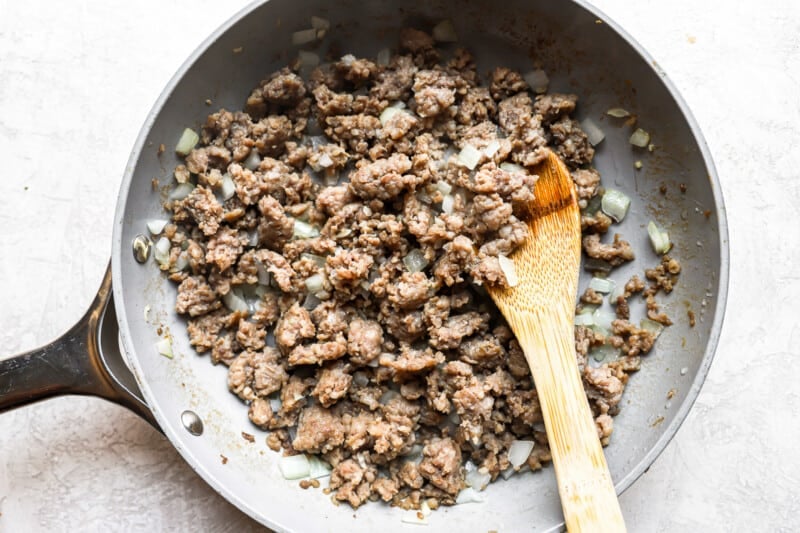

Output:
xmin=488 ymin=150 xmax=582 ymax=316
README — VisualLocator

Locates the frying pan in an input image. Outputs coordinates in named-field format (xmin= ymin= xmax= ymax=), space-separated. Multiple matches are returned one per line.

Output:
xmin=0 ymin=0 xmax=728 ymax=530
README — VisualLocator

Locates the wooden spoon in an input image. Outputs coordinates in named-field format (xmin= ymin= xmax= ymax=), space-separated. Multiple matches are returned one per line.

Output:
xmin=488 ymin=151 xmax=626 ymax=532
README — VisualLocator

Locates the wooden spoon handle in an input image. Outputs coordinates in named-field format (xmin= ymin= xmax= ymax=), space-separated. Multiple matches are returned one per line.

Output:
xmin=518 ymin=310 xmax=626 ymax=532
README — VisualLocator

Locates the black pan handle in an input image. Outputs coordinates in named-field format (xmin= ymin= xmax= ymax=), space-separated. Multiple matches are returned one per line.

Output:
xmin=0 ymin=264 xmax=160 ymax=430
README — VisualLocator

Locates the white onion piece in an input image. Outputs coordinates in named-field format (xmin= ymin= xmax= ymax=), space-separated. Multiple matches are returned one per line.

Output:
xmin=304 ymin=273 xmax=325 ymax=293
xmin=301 ymin=253 xmax=327 ymax=267
xmin=310 ymin=15 xmax=330 ymax=30
xmin=574 ymin=311 xmax=595 ymax=327
xmin=219 ymin=174 xmax=235 ymax=201
xmin=168 ymin=183 xmax=195 ymax=201
xmin=153 ymin=237 xmax=171 ymax=267
xmin=433 ymin=181 xmax=452 ymax=195
xmin=500 ymin=162 xmax=524 ymax=173
xmin=601 ymin=189 xmax=631 ymax=222
xmin=156 ymin=338 xmax=173 ymax=359
xmin=629 ymin=128 xmax=651 ymax=148
xmin=589 ymin=277 xmax=616 ymax=294
xmin=255 ymin=260 xmax=270 ymax=286
xmin=244 ymin=150 xmax=261 ymax=171
xmin=483 ymin=139 xmax=501 ymax=158
xmin=175 ymin=128 xmax=199 ymax=156
xmin=465 ymin=469 xmax=491 ymax=491
xmin=307 ymin=455 xmax=332 ymax=479
xmin=291 ymin=28 xmax=318 ymax=46
xmin=403 ymin=249 xmax=429 ymax=273
xmin=591 ymin=344 xmax=621 ymax=363
xmin=432 ymin=19 xmax=458 ymax=42
xmin=173 ymin=252 xmax=189 ymax=272
xmin=146 ymin=219 xmax=168 ymax=235
xmin=317 ymin=152 xmax=334 ymax=169
xmin=269 ymin=398 xmax=282 ymax=412
xmin=592 ymin=308 xmax=615 ymax=332
xmin=324 ymin=172 xmax=340 ymax=186
xmin=401 ymin=511 xmax=428 ymax=526
xmin=376 ymin=48 xmax=391 ymax=66
xmin=441 ymin=194 xmax=455 ymax=214
xmin=390 ymin=100 xmax=407 ymax=110
xmin=457 ymin=144 xmax=482 ymax=170
xmin=606 ymin=107 xmax=630 ymax=118
xmin=293 ymin=219 xmax=320 ymax=239
xmin=609 ymin=283 xmax=626 ymax=304
xmin=340 ymin=53 xmax=356 ymax=66
xmin=298 ymin=50 xmax=319 ymax=68
xmin=581 ymin=118 xmax=605 ymax=146
xmin=352 ymin=372 xmax=369 ymax=387
xmin=379 ymin=390 xmax=399 ymax=405
xmin=456 ymin=487 xmax=486 ymax=504
xmin=379 ymin=106 xmax=403 ymax=126
xmin=302 ymin=292 xmax=321 ymax=310
xmin=508 ymin=440 xmax=534 ymax=469
xmin=498 ymin=255 xmax=518 ymax=288
xmin=523 ymin=69 xmax=549 ymax=94
xmin=647 ymin=221 xmax=671 ymax=254
xmin=640 ymin=318 xmax=665 ymax=338
xmin=223 ymin=289 xmax=249 ymax=313
xmin=500 ymin=466 xmax=516 ymax=480
xmin=279 ymin=454 xmax=310 ymax=480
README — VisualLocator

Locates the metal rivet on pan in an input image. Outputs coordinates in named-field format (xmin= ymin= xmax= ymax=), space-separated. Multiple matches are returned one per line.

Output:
xmin=132 ymin=234 xmax=152 ymax=263
xmin=181 ymin=410 xmax=204 ymax=436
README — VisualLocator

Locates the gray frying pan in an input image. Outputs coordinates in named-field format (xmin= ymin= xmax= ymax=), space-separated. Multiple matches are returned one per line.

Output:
xmin=0 ymin=0 xmax=728 ymax=531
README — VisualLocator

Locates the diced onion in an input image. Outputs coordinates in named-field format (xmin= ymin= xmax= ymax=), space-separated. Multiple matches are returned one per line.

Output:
xmin=457 ymin=144 xmax=482 ymax=170
xmin=592 ymin=308 xmax=615 ymax=332
xmin=601 ymin=189 xmax=631 ymax=222
xmin=302 ymin=292 xmax=321 ymax=310
xmin=244 ymin=150 xmax=261 ymax=171
xmin=640 ymin=318 xmax=665 ymax=337
xmin=304 ymin=273 xmax=325 ymax=293
xmin=433 ymin=181 xmax=452 ymax=195
xmin=391 ymin=100 xmax=407 ymax=110
xmin=606 ymin=107 xmax=630 ymax=118
xmin=609 ymin=283 xmax=626 ymax=304
xmin=279 ymin=454 xmax=310 ymax=480
xmin=483 ymin=140 xmax=501 ymax=158
xmin=379 ymin=390 xmax=399 ymax=405
xmin=379 ymin=106 xmax=403 ymax=126
xmin=307 ymin=455 xmax=332 ymax=479
xmin=269 ymin=398 xmax=282 ymax=412
xmin=292 ymin=28 xmax=318 ymax=46
xmin=154 ymin=237 xmax=171 ymax=267
xmin=340 ymin=53 xmax=356 ymax=67
xmin=293 ymin=219 xmax=320 ymax=239
xmin=589 ymin=277 xmax=616 ymax=294
xmin=173 ymin=252 xmax=189 ymax=272
xmin=156 ymin=338 xmax=173 ymax=359
xmin=376 ymin=48 xmax=391 ymax=66
xmin=583 ymin=257 xmax=613 ymax=274
xmin=500 ymin=162 xmax=524 ymax=173
xmin=403 ymin=249 xmax=429 ymax=273
xmin=310 ymin=15 xmax=330 ymax=30
xmin=498 ymin=255 xmax=518 ymax=288
xmin=255 ymin=260 xmax=271 ymax=286
xmin=508 ymin=440 xmax=534 ymax=468
xmin=317 ymin=152 xmax=334 ymax=169
xmin=629 ymin=128 xmax=651 ymax=148
xmin=456 ymin=487 xmax=485 ymax=504
xmin=298 ymin=50 xmax=320 ymax=68
xmin=441 ymin=194 xmax=455 ymax=214
xmin=147 ymin=219 xmax=168 ymax=235
xmin=401 ymin=511 xmax=428 ymax=526
xmin=175 ymin=128 xmax=199 ymax=156
xmin=465 ymin=469 xmax=491 ymax=491
xmin=223 ymin=289 xmax=249 ymax=313
xmin=168 ymin=183 xmax=195 ymax=201
xmin=590 ymin=343 xmax=621 ymax=363
xmin=647 ymin=220 xmax=671 ymax=254
xmin=219 ymin=174 xmax=235 ymax=201
xmin=581 ymin=118 xmax=605 ymax=146
xmin=501 ymin=466 xmax=516 ymax=480
xmin=432 ymin=19 xmax=458 ymax=42
xmin=301 ymin=253 xmax=327 ymax=267
xmin=523 ymin=69 xmax=549 ymax=94
xmin=574 ymin=311 xmax=595 ymax=327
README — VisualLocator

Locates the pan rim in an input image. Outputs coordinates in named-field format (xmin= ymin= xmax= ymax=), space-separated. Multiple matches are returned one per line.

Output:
xmin=111 ymin=0 xmax=730 ymax=529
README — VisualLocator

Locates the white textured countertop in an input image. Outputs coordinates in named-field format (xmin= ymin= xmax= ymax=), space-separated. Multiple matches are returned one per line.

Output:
xmin=1 ymin=1 xmax=797 ymax=531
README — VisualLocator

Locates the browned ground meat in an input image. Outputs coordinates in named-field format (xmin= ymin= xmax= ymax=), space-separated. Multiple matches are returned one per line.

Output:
xmin=160 ymin=27 xmax=681 ymax=513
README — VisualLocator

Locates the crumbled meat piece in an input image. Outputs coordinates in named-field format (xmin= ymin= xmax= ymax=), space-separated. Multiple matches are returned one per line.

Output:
xmin=326 ymin=248 xmax=374 ymax=294
xmin=275 ymin=303 xmax=315 ymax=352
xmin=583 ymin=365 xmax=624 ymax=415
xmin=534 ymin=93 xmax=578 ymax=123
xmin=329 ymin=458 xmax=377 ymax=508
xmin=205 ymin=227 xmax=244 ymax=272
xmin=177 ymin=186 xmax=223 ymax=236
xmin=382 ymin=345 xmax=444 ymax=374
xmin=550 ymin=117 xmax=595 ymax=167
xmin=572 ymin=168 xmax=600 ymax=205
xmin=581 ymin=210 xmax=613 ymax=234
xmin=288 ymin=338 xmax=348 ymax=366
xmin=293 ymin=405 xmax=346 ymax=453
xmin=227 ymin=347 xmax=288 ymax=401
xmin=248 ymin=398 xmax=273 ymax=429
xmin=489 ymin=67 xmax=527 ymax=100
xmin=261 ymin=68 xmax=307 ymax=105
xmin=176 ymin=276 xmax=221 ymax=317
xmin=347 ymin=319 xmax=383 ymax=365
xmin=582 ymin=233 xmax=635 ymax=266
xmin=257 ymin=195 xmax=294 ymax=249
xmin=429 ymin=312 xmax=489 ymax=350
xmin=386 ymin=272 xmax=433 ymax=310
xmin=580 ymin=287 xmax=604 ymax=305
xmin=348 ymin=154 xmax=416 ymax=200
xmin=313 ymin=361 xmax=353 ymax=407
xmin=418 ymin=438 xmax=463 ymax=496
xmin=399 ymin=28 xmax=436 ymax=55
xmin=412 ymin=69 xmax=459 ymax=118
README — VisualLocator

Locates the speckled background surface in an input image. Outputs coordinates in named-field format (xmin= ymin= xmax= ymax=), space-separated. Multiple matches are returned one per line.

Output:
xmin=1 ymin=1 xmax=798 ymax=531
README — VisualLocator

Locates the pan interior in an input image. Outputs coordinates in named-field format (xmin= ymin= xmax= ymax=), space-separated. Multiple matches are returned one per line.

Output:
xmin=113 ymin=0 xmax=726 ymax=530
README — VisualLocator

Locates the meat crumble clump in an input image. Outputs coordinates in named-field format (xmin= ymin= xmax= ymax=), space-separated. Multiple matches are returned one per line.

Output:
xmin=158 ymin=27 xmax=681 ymax=512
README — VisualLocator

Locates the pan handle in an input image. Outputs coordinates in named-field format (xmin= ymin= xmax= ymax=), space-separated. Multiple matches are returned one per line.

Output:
xmin=0 ymin=264 xmax=160 ymax=430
